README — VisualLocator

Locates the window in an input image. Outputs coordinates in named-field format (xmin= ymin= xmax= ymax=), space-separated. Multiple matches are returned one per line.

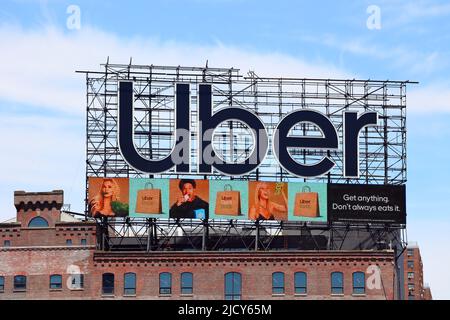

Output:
xmin=66 ymin=239 xmax=72 ymax=246
xmin=70 ymin=274 xmax=84 ymax=290
xmin=14 ymin=275 xmax=26 ymax=291
xmin=28 ymin=217 xmax=49 ymax=228
xmin=294 ymin=272 xmax=307 ymax=294
xmin=81 ymin=239 xmax=87 ymax=246
xmin=407 ymin=260 xmax=414 ymax=269
xmin=159 ymin=272 xmax=172 ymax=295
xmin=0 ymin=276 xmax=4 ymax=292
xmin=50 ymin=274 xmax=62 ymax=290
xmin=408 ymin=284 xmax=415 ymax=291
xmin=124 ymin=273 xmax=136 ymax=295
xmin=408 ymin=272 xmax=414 ymax=280
xmin=3 ymin=240 xmax=10 ymax=247
xmin=407 ymin=249 xmax=414 ymax=257
xmin=331 ymin=272 xmax=344 ymax=295
xmin=181 ymin=272 xmax=193 ymax=295
xmin=272 ymin=272 xmax=285 ymax=294
xmin=102 ymin=273 xmax=114 ymax=295
xmin=225 ymin=272 xmax=241 ymax=300
xmin=352 ymin=272 xmax=365 ymax=295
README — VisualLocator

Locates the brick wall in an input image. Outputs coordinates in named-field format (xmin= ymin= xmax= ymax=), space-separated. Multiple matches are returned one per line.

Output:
xmin=0 ymin=250 xmax=395 ymax=300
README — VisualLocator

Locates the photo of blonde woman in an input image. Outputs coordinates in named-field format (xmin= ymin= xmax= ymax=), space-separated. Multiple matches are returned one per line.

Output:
xmin=88 ymin=178 xmax=129 ymax=217
xmin=249 ymin=182 xmax=288 ymax=221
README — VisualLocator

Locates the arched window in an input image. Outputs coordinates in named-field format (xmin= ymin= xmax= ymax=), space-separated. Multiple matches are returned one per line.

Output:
xmin=181 ymin=272 xmax=193 ymax=295
xmin=50 ymin=274 xmax=62 ymax=290
xmin=124 ymin=273 xmax=136 ymax=295
xmin=102 ymin=273 xmax=114 ymax=295
xmin=353 ymin=272 xmax=365 ymax=294
xmin=272 ymin=272 xmax=285 ymax=294
xmin=224 ymin=272 xmax=241 ymax=300
xmin=331 ymin=272 xmax=344 ymax=295
xmin=14 ymin=275 xmax=27 ymax=291
xmin=294 ymin=272 xmax=307 ymax=294
xmin=159 ymin=272 xmax=172 ymax=294
xmin=28 ymin=217 xmax=49 ymax=228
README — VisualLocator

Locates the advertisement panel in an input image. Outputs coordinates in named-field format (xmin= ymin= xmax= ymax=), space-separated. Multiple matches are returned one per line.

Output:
xmin=88 ymin=177 xmax=130 ymax=218
xmin=287 ymin=182 xmax=328 ymax=222
xmin=209 ymin=180 xmax=249 ymax=220
xmin=248 ymin=181 xmax=288 ymax=221
xmin=129 ymin=178 xmax=170 ymax=218
xmin=169 ymin=179 xmax=210 ymax=219
xmin=87 ymin=177 xmax=406 ymax=224
xmin=328 ymin=184 xmax=406 ymax=224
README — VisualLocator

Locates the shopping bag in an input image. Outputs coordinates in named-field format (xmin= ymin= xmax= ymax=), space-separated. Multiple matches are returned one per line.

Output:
xmin=135 ymin=182 xmax=162 ymax=214
xmin=294 ymin=186 xmax=319 ymax=217
xmin=215 ymin=184 xmax=241 ymax=216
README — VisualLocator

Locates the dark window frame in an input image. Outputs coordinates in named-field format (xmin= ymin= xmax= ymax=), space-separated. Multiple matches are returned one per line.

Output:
xmin=352 ymin=272 xmax=365 ymax=295
xmin=14 ymin=275 xmax=27 ymax=292
xmin=224 ymin=272 xmax=242 ymax=300
xmin=124 ymin=272 xmax=136 ymax=296
xmin=102 ymin=273 xmax=115 ymax=295
xmin=159 ymin=272 xmax=172 ymax=295
xmin=331 ymin=272 xmax=344 ymax=295
xmin=181 ymin=272 xmax=193 ymax=295
xmin=0 ymin=276 xmax=4 ymax=292
xmin=272 ymin=272 xmax=285 ymax=294
xmin=49 ymin=274 xmax=63 ymax=290
xmin=294 ymin=272 xmax=307 ymax=294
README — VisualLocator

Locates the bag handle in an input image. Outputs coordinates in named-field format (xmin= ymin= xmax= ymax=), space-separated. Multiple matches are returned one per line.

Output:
xmin=224 ymin=184 xmax=233 ymax=191
xmin=145 ymin=182 xmax=154 ymax=189
xmin=302 ymin=186 xmax=311 ymax=193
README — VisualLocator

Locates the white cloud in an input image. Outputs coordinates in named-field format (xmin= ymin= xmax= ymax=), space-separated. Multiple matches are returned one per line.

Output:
xmin=0 ymin=113 xmax=85 ymax=220
xmin=0 ymin=23 xmax=352 ymax=116
xmin=408 ymin=84 xmax=450 ymax=113
xmin=386 ymin=0 xmax=450 ymax=24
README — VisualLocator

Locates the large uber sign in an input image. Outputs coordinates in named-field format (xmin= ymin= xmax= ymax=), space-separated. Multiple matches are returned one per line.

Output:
xmin=118 ymin=82 xmax=378 ymax=178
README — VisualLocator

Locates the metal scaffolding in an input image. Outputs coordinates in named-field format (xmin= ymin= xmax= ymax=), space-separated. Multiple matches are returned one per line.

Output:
xmin=78 ymin=61 xmax=413 ymax=253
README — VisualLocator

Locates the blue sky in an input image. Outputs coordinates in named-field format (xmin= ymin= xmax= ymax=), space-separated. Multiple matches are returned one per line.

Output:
xmin=1 ymin=0 xmax=450 ymax=299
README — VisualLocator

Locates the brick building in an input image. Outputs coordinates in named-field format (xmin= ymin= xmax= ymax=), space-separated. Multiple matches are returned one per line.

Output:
xmin=0 ymin=190 xmax=412 ymax=300
xmin=402 ymin=242 xmax=432 ymax=300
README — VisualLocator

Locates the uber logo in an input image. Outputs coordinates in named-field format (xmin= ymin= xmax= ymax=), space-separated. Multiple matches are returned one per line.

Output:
xmin=118 ymin=82 xmax=378 ymax=178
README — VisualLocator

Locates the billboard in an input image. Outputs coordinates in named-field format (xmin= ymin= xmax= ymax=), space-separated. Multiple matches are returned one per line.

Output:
xmin=88 ymin=177 xmax=406 ymax=224
xmin=327 ymin=184 xmax=406 ymax=224
xmin=83 ymin=64 xmax=411 ymax=226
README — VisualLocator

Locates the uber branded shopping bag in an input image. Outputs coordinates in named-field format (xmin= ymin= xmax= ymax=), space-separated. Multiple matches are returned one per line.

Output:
xmin=294 ymin=186 xmax=319 ymax=217
xmin=215 ymin=184 xmax=241 ymax=216
xmin=135 ymin=182 xmax=162 ymax=214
